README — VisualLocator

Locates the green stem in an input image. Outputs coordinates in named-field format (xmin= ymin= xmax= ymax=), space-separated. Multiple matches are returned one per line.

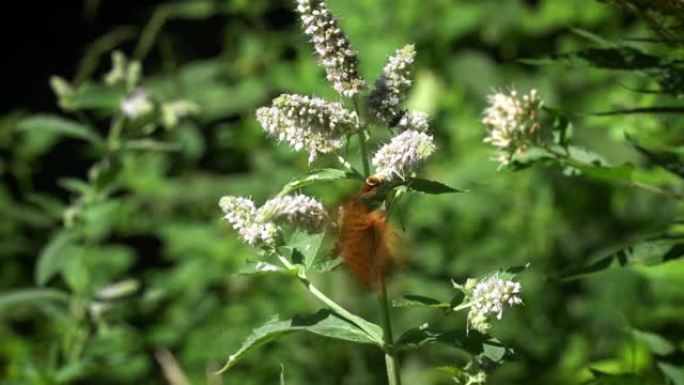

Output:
xmin=352 ymin=96 xmax=371 ymax=177
xmin=378 ymin=278 xmax=402 ymax=385
xmin=276 ymin=255 xmax=382 ymax=344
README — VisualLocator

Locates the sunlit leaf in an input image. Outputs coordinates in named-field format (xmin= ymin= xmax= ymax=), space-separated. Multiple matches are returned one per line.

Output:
xmin=218 ymin=309 xmax=378 ymax=373
xmin=277 ymin=169 xmax=357 ymax=197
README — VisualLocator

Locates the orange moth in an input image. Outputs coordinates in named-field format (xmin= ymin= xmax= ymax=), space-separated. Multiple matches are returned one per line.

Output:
xmin=335 ymin=176 xmax=398 ymax=290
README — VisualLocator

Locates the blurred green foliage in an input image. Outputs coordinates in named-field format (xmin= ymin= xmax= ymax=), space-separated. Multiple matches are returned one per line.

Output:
xmin=1 ymin=0 xmax=683 ymax=384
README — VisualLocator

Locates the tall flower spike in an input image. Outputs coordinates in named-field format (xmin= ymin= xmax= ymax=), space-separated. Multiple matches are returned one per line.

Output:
xmin=256 ymin=94 xmax=358 ymax=163
xmin=296 ymin=0 xmax=366 ymax=97
xmin=372 ymin=129 xmax=436 ymax=182
xmin=257 ymin=194 xmax=328 ymax=233
xmin=219 ymin=196 xmax=278 ymax=247
xmin=482 ymin=89 xmax=544 ymax=166
xmin=368 ymin=44 xmax=417 ymax=123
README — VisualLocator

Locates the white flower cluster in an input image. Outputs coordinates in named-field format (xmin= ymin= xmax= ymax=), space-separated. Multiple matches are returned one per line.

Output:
xmin=372 ymin=129 xmax=436 ymax=182
xmin=396 ymin=110 xmax=429 ymax=132
xmin=219 ymin=194 xmax=328 ymax=247
xmin=467 ymin=275 xmax=522 ymax=334
xmin=257 ymin=194 xmax=327 ymax=234
xmin=296 ymin=0 xmax=366 ymax=97
xmin=219 ymin=196 xmax=278 ymax=247
xmin=482 ymin=89 xmax=544 ymax=166
xmin=256 ymin=94 xmax=358 ymax=163
xmin=368 ymin=44 xmax=416 ymax=123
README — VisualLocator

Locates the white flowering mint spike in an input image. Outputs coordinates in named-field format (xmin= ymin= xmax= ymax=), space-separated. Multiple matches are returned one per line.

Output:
xmin=482 ymin=88 xmax=544 ymax=167
xmin=296 ymin=0 xmax=366 ymax=97
xmin=466 ymin=274 xmax=522 ymax=334
xmin=219 ymin=196 xmax=278 ymax=247
xmin=256 ymin=94 xmax=358 ymax=163
xmin=368 ymin=44 xmax=417 ymax=123
xmin=257 ymin=194 xmax=328 ymax=234
xmin=397 ymin=110 xmax=429 ymax=132
xmin=372 ymin=129 xmax=436 ymax=182
xmin=121 ymin=89 xmax=153 ymax=119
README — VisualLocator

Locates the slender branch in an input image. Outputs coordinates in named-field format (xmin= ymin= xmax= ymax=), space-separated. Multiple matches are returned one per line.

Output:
xmin=378 ymin=278 xmax=402 ymax=385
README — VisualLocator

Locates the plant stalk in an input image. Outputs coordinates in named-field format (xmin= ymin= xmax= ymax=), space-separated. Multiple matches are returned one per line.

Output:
xmin=378 ymin=277 xmax=402 ymax=385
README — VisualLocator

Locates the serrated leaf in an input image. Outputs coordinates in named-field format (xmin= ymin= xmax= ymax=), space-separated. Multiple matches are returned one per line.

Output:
xmin=17 ymin=115 xmax=103 ymax=146
xmin=36 ymin=232 xmax=78 ymax=285
xmin=218 ymin=309 xmax=378 ymax=373
xmin=277 ymin=169 xmax=356 ymax=197
xmin=0 ymin=288 xmax=69 ymax=314
xmin=406 ymin=178 xmax=464 ymax=194
xmin=392 ymin=294 xmax=450 ymax=309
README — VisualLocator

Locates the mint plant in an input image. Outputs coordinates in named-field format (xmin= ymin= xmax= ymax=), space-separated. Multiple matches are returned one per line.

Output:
xmin=217 ymin=1 xmax=523 ymax=384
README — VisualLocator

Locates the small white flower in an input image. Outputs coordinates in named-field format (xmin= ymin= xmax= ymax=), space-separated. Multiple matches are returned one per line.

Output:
xmin=466 ymin=275 xmax=522 ymax=333
xmin=397 ymin=110 xmax=429 ymax=132
xmin=219 ymin=196 xmax=278 ymax=247
xmin=121 ymin=89 xmax=153 ymax=119
xmin=372 ymin=129 xmax=436 ymax=181
xmin=256 ymin=94 xmax=358 ymax=162
xmin=482 ymin=89 xmax=544 ymax=166
xmin=219 ymin=194 xmax=328 ymax=247
xmin=296 ymin=0 xmax=366 ymax=97
xmin=368 ymin=44 xmax=416 ymax=123
xmin=257 ymin=194 xmax=328 ymax=233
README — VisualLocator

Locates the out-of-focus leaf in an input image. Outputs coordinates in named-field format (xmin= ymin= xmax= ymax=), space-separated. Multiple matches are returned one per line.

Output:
xmin=36 ymin=231 xmax=78 ymax=285
xmin=523 ymin=46 xmax=663 ymax=70
xmin=217 ymin=309 xmax=378 ymax=373
xmin=586 ymin=370 xmax=648 ymax=385
xmin=310 ymin=257 xmax=343 ymax=273
xmin=561 ymin=238 xmax=684 ymax=280
xmin=0 ymin=288 xmax=69 ymax=314
xmin=406 ymin=178 xmax=464 ymax=195
xmin=392 ymin=294 xmax=450 ymax=309
xmin=277 ymin=169 xmax=357 ymax=197
xmin=629 ymin=138 xmax=684 ymax=179
xmin=631 ymin=329 xmax=675 ymax=356
xmin=659 ymin=362 xmax=684 ymax=385
xmin=67 ymin=83 xmax=124 ymax=112
xmin=17 ymin=115 xmax=104 ymax=146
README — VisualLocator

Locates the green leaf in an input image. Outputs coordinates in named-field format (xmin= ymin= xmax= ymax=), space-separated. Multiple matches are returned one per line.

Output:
xmin=288 ymin=231 xmax=326 ymax=269
xmin=310 ymin=257 xmax=343 ymax=273
xmin=217 ymin=309 xmax=377 ymax=373
xmin=393 ymin=294 xmax=450 ymax=309
xmin=0 ymin=288 xmax=69 ymax=314
xmin=631 ymin=329 xmax=675 ymax=356
xmin=561 ymin=238 xmax=684 ymax=281
xmin=277 ymin=169 xmax=357 ymax=197
xmin=659 ymin=363 xmax=684 ymax=385
xmin=36 ymin=231 xmax=78 ymax=285
xmin=67 ymin=83 xmax=124 ymax=112
xmin=395 ymin=323 xmax=486 ymax=354
xmin=17 ymin=115 xmax=104 ymax=146
xmin=236 ymin=261 xmax=293 ymax=276
xmin=406 ymin=178 xmax=464 ymax=194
